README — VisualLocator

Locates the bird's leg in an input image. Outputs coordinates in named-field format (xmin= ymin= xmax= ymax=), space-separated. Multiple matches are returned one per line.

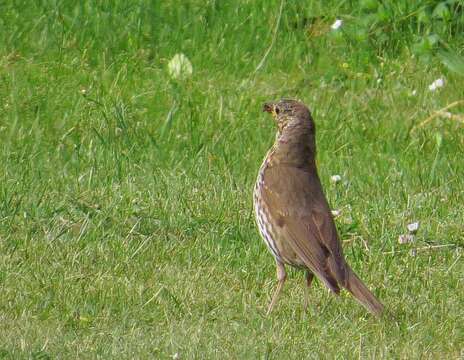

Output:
xmin=303 ymin=271 xmax=314 ymax=312
xmin=266 ymin=261 xmax=287 ymax=315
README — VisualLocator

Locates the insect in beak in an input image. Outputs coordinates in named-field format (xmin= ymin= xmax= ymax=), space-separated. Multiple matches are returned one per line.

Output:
xmin=263 ymin=103 xmax=279 ymax=118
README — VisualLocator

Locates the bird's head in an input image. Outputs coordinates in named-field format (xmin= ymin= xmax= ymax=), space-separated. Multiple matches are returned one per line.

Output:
xmin=263 ymin=99 xmax=313 ymax=135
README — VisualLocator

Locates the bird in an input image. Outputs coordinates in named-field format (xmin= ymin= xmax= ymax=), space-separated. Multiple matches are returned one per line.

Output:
xmin=253 ymin=99 xmax=384 ymax=317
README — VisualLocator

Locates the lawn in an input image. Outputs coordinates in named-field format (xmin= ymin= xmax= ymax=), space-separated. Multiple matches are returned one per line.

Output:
xmin=1 ymin=1 xmax=463 ymax=358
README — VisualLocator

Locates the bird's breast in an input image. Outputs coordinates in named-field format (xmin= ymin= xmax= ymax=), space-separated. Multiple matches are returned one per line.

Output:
xmin=253 ymin=152 xmax=305 ymax=267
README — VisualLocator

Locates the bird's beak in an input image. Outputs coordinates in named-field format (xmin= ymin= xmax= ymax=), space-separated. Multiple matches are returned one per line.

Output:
xmin=263 ymin=103 xmax=273 ymax=113
xmin=263 ymin=102 xmax=277 ymax=117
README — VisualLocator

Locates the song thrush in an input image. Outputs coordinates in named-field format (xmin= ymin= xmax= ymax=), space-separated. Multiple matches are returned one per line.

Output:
xmin=253 ymin=99 xmax=384 ymax=316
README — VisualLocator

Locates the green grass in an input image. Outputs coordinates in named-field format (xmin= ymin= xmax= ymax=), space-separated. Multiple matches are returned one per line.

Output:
xmin=1 ymin=0 xmax=464 ymax=358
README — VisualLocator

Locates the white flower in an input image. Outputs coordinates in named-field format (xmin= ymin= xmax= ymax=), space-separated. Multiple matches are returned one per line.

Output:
xmin=172 ymin=353 xmax=180 ymax=360
xmin=168 ymin=53 xmax=192 ymax=80
xmin=398 ymin=234 xmax=415 ymax=244
xmin=331 ymin=19 xmax=343 ymax=30
xmin=411 ymin=89 xmax=417 ymax=96
xmin=331 ymin=209 xmax=341 ymax=217
xmin=428 ymin=78 xmax=445 ymax=91
xmin=434 ymin=78 xmax=444 ymax=87
xmin=441 ymin=111 xmax=452 ymax=118
xmin=330 ymin=174 xmax=342 ymax=184
xmin=407 ymin=222 xmax=420 ymax=234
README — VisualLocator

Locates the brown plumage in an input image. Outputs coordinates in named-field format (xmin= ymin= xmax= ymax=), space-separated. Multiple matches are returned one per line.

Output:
xmin=253 ymin=99 xmax=384 ymax=316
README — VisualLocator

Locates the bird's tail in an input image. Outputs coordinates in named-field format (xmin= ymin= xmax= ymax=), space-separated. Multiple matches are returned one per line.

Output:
xmin=344 ymin=266 xmax=384 ymax=317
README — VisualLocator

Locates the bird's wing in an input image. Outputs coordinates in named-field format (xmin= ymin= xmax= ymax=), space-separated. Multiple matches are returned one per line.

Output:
xmin=261 ymin=165 xmax=347 ymax=292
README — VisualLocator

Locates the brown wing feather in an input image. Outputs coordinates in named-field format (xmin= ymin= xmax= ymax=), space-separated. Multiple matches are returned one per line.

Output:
xmin=262 ymin=165 xmax=348 ymax=292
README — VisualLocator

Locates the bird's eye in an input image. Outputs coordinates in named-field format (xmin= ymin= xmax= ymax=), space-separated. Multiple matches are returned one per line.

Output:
xmin=274 ymin=107 xmax=280 ymax=114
